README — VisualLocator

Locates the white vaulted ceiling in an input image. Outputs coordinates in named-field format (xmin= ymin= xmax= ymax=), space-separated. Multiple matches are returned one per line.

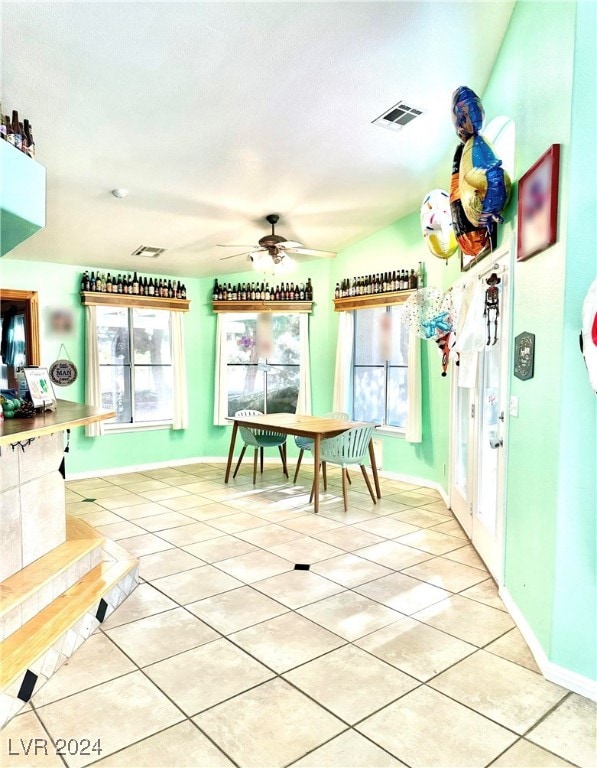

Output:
xmin=1 ymin=1 xmax=514 ymax=277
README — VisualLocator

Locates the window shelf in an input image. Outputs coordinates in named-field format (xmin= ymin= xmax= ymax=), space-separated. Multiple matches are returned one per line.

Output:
xmin=212 ymin=300 xmax=313 ymax=314
xmin=333 ymin=290 xmax=415 ymax=312
xmin=80 ymin=292 xmax=190 ymax=312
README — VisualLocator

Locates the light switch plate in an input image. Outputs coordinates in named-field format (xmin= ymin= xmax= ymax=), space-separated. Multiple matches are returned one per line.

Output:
xmin=509 ymin=396 xmax=519 ymax=417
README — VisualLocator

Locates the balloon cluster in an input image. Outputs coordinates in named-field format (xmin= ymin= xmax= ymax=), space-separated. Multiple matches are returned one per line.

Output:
xmin=449 ymin=86 xmax=511 ymax=260
xmin=420 ymin=189 xmax=458 ymax=261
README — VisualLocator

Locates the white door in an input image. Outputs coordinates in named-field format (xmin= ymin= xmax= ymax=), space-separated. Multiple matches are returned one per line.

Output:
xmin=450 ymin=252 xmax=511 ymax=581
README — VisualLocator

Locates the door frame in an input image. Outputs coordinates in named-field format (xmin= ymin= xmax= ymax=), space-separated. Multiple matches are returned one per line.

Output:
xmin=448 ymin=237 xmax=514 ymax=585
xmin=0 ymin=289 xmax=41 ymax=366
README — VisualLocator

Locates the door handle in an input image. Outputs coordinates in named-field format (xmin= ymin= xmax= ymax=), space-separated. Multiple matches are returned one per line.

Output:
xmin=489 ymin=436 xmax=503 ymax=449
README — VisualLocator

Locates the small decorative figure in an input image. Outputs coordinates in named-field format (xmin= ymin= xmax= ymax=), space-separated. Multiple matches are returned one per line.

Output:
xmin=484 ymin=272 xmax=501 ymax=345
xmin=436 ymin=333 xmax=452 ymax=377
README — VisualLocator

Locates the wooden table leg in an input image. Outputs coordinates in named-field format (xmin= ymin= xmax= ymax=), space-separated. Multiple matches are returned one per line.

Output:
xmin=224 ymin=421 xmax=238 ymax=484
xmin=368 ymin=439 xmax=382 ymax=499
xmin=313 ymin=434 xmax=321 ymax=513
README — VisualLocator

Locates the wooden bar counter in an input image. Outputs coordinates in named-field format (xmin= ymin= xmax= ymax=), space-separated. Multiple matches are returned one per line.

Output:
xmin=0 ymin=400 xmax=139 ymax=728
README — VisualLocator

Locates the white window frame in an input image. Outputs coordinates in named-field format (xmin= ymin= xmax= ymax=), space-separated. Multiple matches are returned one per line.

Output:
xmin=214 ymin=311 xmax=310 ymax=425
xmin=99 ymin=306 xmax=174 ymax=433
xmin=352 ymin=305 xmax=408 ymax=434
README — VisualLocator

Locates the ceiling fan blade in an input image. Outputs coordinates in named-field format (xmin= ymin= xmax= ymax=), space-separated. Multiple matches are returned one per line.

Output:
xmin=219 ymin=250 xmax=256 ymax=261
xmin=286 ymin=247 xmax=337 ymax=258
xmin=278 ymin=241 xmax=303 ymax=249
xmin=217 ymin=244 xmax=259 ymax=248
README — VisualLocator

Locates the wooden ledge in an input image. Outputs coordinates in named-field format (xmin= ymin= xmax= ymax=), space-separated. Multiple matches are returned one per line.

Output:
xmin=212 ymin=300 xmax=312 ymax=313
xmin=80 ymin=292 xmax=190 ymax=312
xmin=333 ymin=290 xmax=415 ymax=311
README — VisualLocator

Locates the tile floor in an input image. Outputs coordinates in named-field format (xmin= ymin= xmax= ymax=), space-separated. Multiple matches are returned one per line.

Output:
xmin=2 ymin=462 xmax=595 ymax=768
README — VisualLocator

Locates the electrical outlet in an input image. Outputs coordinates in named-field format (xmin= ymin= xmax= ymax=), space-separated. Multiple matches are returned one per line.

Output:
xmin=509 ymin=396 xmax=519 ymax=417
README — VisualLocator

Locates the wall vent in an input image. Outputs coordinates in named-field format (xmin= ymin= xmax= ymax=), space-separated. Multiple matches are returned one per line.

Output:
xmin=131 ymin=245 xmax=165 ymax=258
xmin=372 ymin=101 xmax=424 ymax=132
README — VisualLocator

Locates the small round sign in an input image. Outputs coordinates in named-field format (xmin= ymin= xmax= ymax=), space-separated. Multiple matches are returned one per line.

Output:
xmin=49 ymin=359 xmax=78 ymax=387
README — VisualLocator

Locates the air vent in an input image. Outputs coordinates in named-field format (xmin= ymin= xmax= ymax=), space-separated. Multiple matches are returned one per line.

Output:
xmin=131 ymin=245 xmax=165 ymax=259
xmin=372 ymin=101 xmax=424 ymax=132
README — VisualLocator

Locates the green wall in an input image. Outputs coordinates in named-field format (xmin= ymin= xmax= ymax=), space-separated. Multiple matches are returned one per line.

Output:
xmin=330 ymin=210 xmax=459 ymax=486
xmin=481 ymin=0 xmax=596 ymax=681
xmin=551 ymin=0 xmax=596 ymax=680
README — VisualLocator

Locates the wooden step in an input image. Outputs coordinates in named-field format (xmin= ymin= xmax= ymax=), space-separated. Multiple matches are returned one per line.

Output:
xmin=0 ymin=517 xmax=104 ymax=621
xmin=1 ymin=555 xmax=137 ymax=691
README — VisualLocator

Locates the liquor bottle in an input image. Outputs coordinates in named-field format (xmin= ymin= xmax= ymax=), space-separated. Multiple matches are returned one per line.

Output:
xmin=408 ymin=269 xmax=416 ymax=289
xmin=258 ymin=283 xmax=264 ymax=300
xmin=25 ymin=121 xmax=35 ymax=158
xmin=416 ymin=262 xmax=425 ymax=289
xmin=19 ymin=123 xmax=28 ymax=154
xmin=264 ymin=283 xmax=270 ymax=301
xmin=181 ymin=284 xmax=187 ymax=299
xmin=89 ymin=271 xmax=96 ymax=291
xmin=131 ymin=272 xmax=138 ymax=295
xmin=106 ymin=273 xmax=113 ymax=293
xmin=11 ymin=111 xmax=21 ymax=151
xmin=5 ymin=115 xmax=14 ymax=145
xmin=146 ymin=278 xmax=154 ymax=296
xmin=80 ymin=271 xmax=88 ymax=292
xmin=0 ymin=103 xmax=5 ymax=140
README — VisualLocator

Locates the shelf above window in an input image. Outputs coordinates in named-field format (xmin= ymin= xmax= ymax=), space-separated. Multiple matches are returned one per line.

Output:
xmin=333 ymin=290 xmax=415 ymax=312
xmin=212 ymin=300 xmax=313 ymax=314
xmin=80 ymin=292 xmax=190 ymax=312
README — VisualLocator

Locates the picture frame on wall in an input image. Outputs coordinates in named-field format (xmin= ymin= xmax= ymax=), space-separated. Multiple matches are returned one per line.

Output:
xmin=517 ymin=144 xmax=560 ymax=262
xmin=513 ymin=332 xmax=535 ymax=381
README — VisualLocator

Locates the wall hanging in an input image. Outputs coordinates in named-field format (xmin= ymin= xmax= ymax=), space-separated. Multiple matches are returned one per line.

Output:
xmin=514 ymin=332 xmax=535 ymax=381
xmin=580 ymin=278 xmax=597 ymax=394
xmin=517 ymin=144 xmax=560 ymax=262
xmin=49 ymin=344 xmax=78 ymax=387
xmin=484 ymin=273 xmax=501 ymax=345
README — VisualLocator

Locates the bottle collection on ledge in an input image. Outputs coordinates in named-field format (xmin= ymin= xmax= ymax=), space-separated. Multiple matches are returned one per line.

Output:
xmin=212 ymin=278 xmax=313 ymax=302
xmin=335 ymin=263 xmax=425 ymax=298
xmin=0 ymin=102 xmax=36 ymax=158
xmin=80 ymin=271 xmax=187 ymax=299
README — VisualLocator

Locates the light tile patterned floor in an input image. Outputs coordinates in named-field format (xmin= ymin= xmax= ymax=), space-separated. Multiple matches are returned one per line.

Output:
xmin=2 ymin=462 xmax=595 ymax=768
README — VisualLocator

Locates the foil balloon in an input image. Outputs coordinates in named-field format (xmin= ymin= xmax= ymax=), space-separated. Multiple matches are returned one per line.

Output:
xmin=449 ymin=86 xmax=511 ymax=261
xmin=420 ymin=189 xmax=458 ymax=260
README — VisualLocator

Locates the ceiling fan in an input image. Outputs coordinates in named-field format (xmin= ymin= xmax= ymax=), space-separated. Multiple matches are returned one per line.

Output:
xmin=218 ymin=214 xmax=336 ymax=266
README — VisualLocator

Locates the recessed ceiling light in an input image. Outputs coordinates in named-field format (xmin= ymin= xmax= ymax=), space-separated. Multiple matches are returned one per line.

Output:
xmin=111 ymin=188 xmax=128 ymax=198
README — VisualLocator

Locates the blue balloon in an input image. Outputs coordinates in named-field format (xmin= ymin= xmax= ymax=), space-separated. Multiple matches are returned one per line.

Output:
xmin=452 ymin=86 xmax=485 ymax=142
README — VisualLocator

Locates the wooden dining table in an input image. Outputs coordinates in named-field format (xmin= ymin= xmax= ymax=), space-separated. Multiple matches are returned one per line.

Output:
xmin=224 ymin=413 xmax=381 ymax=513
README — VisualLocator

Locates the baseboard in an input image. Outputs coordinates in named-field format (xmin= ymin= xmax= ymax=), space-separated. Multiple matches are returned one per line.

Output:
xmin=500 ymin=587 xmax=597 ymax=701
xmin=375 ymin=468 xmax=449 ymax=504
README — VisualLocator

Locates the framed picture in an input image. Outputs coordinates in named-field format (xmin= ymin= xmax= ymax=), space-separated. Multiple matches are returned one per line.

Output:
xmin=514 ymin=332 xmax=535 ymax=381
xmin=517 ymin=144 xmax=560 ymax=261
xmin=23 ymin=367 xmax=56 ymax=408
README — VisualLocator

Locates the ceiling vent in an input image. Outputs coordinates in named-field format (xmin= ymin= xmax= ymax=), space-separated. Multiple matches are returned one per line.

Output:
xmin=372 ymin=101 xmax=424 ymax=132
xmin=131 ymin=245 xmax=165 ymax=259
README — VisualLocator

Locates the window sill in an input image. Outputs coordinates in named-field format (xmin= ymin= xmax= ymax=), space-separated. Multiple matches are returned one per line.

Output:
xmin=375 ymin=426 xmax=406 ymax=439
xmin=103 ymin=421 xmax=173 ymax=435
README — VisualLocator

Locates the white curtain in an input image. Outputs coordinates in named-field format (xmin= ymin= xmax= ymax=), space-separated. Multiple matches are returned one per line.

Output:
xmin=85 ymin=305 xmax=103 ymax=438
xmin=454 ymin=280 xmax=486 ymax=388
xmin=171 ymin=311 xmax=188 ymax=430
xmin=405 ymin=331 xmax=422 ymax=443
xmin=213 ymin=314 xmax=228 ymax=426
xmin=332 ymin=311 xmax=354 ymax=414
xmin=296 ymin=313 xmax=311 ymax=414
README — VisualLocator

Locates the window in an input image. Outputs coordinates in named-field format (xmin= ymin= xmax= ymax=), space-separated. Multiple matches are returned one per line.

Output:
xmin=353 ymin=306 xmax=408 ymax=428
xmin=96 ymin=306 xmax=173 ymax=426
xmin=224 ymin=313 xmax=301 ymax=416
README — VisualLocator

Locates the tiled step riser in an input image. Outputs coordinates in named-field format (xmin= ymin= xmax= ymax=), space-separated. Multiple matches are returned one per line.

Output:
xmin=0 ymin=545 xmax=104 ymax=642
xmin=0 ymin=563 xmax=138 ymax=729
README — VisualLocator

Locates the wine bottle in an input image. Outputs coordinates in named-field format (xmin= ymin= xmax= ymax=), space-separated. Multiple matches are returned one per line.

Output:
xmin=416 ymin=262 xmax=425 ymax=289
xmin=181 ymin=284 xmax=187 ymax=299
xmin=11 ymin=111 xmax=21 ymax=151
xmin=80 ymin=271 xmax=88 ymax=292
xmin=0 ymin=103 xmax=5 ymax=140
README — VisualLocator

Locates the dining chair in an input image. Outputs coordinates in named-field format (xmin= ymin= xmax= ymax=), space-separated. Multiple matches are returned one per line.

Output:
xmin=233 ymin=410 xmax=289 ymax=484
xmin=310 ymin=425 xmax=376 ymax=512
xmin=293 ymin=411 xmax=350 ymax=486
